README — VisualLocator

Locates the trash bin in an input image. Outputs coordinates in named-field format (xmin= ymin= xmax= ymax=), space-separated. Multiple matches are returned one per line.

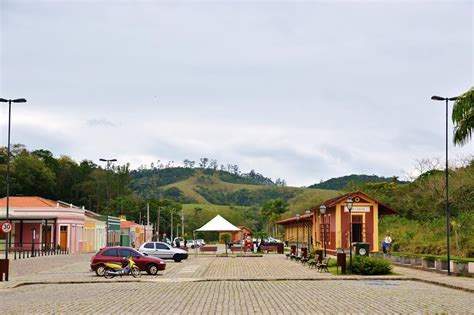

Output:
xmin=337 ymin=252 xmax=346 ymax=274
xmin=355 ymin=242 xmax=370 ymax=257
xmin=277 ymin=243 xmax=284 ymax=254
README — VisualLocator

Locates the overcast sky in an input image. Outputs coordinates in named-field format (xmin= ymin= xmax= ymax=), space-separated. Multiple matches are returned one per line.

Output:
xmin=0 ymin=0 xmax=473 ymax=186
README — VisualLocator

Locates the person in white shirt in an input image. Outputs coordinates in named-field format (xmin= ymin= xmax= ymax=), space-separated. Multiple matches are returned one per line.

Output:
xmin=382 ymin=233 xmax=392 ymax=253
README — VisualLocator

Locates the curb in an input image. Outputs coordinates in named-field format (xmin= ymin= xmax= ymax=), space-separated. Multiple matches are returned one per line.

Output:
xmin=2 ymin=276 xmax=472 ymax=293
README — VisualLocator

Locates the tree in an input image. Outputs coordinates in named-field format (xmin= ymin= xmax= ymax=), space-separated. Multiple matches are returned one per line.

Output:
xmin=209 ymin=159 xmax=218 ymax=170
xmin=199 ymin=158 xmax=208 ymax=168
xmin=452 ymin=87 xmax=474 ymax=145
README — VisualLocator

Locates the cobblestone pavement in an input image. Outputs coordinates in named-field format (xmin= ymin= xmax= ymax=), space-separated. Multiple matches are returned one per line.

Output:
xmin=1 ymin=280 xmax=473 ymax=314
xmin=1 ymin=253 xmax=473 ymax=313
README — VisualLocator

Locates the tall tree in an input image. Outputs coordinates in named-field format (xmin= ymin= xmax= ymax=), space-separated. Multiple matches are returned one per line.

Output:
xmin=452 ymin=87 xmax=474 ymax=145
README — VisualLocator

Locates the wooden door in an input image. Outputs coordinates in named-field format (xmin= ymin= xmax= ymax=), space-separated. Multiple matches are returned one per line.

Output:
xmin=60 ymin=226 xmax=68 ymax=251
xmin=352 ymin=215 xmax=363 ymax=243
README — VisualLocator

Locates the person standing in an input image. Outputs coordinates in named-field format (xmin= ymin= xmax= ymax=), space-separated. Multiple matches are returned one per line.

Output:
xmin=382 ymin=233 xmax=392 ymax=253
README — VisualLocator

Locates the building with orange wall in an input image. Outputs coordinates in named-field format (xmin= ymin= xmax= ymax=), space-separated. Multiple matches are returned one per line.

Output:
xmin=277 ymin=191 xmax=398 ymax=254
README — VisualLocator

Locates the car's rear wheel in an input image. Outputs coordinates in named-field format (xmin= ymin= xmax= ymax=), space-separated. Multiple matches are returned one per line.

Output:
xmin=95 ymin=264 xmax=106 ymax=277
xmin=146 ymin=264 xmax=159 ymax=275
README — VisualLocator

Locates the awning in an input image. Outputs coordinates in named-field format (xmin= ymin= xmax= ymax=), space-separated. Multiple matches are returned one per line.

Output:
xmin=195 ymin=215 xmax=241 ymax=232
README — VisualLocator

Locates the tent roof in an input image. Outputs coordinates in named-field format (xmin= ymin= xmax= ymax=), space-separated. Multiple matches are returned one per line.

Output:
xmin=195 ymin=215 xmax=241 ymax=232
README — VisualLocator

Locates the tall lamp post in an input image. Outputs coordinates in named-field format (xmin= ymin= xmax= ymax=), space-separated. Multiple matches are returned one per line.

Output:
xmin=0 ymin=97 xmax=27 ymax=261
xmin=99 ymin=158 xmax=116 ymax=246
xmin=305 ymin=209 xmax=311 ymax=251
xmin=319 ymin=204 xmax=327 ymax=257
xmin=346 ymin=198 xmax=354 ymax=272
xmin=295 ymin=213 xmax=300 ymax=254
xmin=431 ymin=95 xmax=458 ymax=276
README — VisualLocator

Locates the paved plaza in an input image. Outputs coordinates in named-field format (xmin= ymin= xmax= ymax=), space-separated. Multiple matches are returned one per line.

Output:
xmin=1 ymin=253 xmax=473 ymax=314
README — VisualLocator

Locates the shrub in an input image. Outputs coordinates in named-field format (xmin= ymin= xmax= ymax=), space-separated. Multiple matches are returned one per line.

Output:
xmin=351 ymin=256 xmax=392 ymax=275
xmin=422 ymin=255 xmax=436 ymax=261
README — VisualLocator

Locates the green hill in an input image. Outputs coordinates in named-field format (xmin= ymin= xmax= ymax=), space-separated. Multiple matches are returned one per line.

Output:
xmin=309 ymin=174 xmax=406 ymax=190
xmin=130 ymin=167 xmax=340 ymax=212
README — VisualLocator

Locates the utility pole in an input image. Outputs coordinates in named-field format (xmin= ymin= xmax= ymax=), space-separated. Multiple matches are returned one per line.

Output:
xmin=170 ymin=211 xmax=173 ymax=242
xmin=181 ymin=209 xmax=184 ymax=238
xmin=146 ymin=203 xmax=150 ymax=226
xmin=157 ymin=206 xmax=160 ymax=241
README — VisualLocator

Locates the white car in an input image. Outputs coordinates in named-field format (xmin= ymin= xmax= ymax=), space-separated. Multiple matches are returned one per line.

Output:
xmin=196 ymin=239 xmax=206 ymax=246
xmin=186 ymin=240 xmax=199 ymax=249
xmin=139 ymin=241 xmax=188 ymax=262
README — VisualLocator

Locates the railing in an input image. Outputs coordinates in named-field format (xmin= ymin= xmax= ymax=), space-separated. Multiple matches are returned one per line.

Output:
xmin=10 ymin=244 xmax=69 ymax=260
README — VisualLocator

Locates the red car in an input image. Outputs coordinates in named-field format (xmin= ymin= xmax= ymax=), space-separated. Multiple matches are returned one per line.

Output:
xmin=91 ymin=246 xmax=166 ymax=276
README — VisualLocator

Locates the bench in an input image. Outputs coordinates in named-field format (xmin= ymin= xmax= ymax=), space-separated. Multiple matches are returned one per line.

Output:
xmin=200 ymin=246 xmax=218 ymax=253
xmin=260 ymin=245 xmax=278 ymax=253
xmin=230 ymin=246 xmax=243 ymax=253
xmin=318 ymin=257 xmax=330 ymax=273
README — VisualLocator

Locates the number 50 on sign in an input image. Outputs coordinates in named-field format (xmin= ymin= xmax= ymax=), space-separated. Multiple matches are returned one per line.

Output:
xmin=1 ymin=221 xmax=12 ymax=233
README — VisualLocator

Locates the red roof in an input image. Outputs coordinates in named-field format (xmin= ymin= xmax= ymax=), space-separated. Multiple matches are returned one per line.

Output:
xmin=0 ymin=196 xmax=64 ymax=208
xmin=276 ymin=213 xmax=313 ymax=225
xmin=312 ymin=191 xmax=398 ymax=215
xmin=120 ymin=220 xmax=141 ymax=229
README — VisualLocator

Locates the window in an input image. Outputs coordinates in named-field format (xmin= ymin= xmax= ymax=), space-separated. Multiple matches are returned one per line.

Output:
xmin=119 ymin=249 xmax=140 ymax=257
xmin=144 ymin=242 xmax=154 ymax=249
xmin=102 ymin=249 xmax=118 ymax=257
xmin=156 ymin=243 xmax=170 ymax=250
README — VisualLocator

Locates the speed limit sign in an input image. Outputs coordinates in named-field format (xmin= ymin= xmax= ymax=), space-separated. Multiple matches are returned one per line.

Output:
xmin=1 ymin=221 xmax=12 ymax=233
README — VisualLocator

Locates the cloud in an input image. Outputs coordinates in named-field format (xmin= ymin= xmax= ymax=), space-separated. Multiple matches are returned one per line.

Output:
xmin=86 ymin=118 xmax=117 ymax=127
xmin=1 ymin=1 xmax=473 ymax=186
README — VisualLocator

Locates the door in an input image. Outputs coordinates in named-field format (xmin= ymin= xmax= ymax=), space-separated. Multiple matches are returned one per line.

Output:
xmin=60 ymin=226 xmax=68 ymax=251
xmin=141 ymin=242 xmax=155 ymax=256
xmin=155 ymin=242 xmax=173 ymax=258
xmin=352 ymin=215 xmax=363 ymax=243
xmin=118 ymin=248 xmax=143 ymax=269
xmin=98 ymin=248 xmax=120 ymax=264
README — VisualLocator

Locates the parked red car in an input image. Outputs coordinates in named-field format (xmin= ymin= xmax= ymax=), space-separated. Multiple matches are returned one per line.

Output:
xmin=91 ymin=246 xmax=166 ymax=276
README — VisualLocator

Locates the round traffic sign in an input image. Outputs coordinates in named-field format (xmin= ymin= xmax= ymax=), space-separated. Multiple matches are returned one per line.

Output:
xmin=1 ymin=221 xmax=12 ymax=233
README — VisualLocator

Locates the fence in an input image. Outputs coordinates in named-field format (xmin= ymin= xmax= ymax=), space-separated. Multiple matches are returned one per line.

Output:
xmin=11 ymin=243 xmax=69 ymax=260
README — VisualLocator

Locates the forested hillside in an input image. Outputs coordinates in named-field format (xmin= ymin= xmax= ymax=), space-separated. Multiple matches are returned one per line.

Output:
xmin=310 ymin=174 xmax=406 ymax=190
xmin=346 ymin=159 xmax=474 ymax=257
xmin=2 ymin=144 xmax=472 ymax=256
xmin=0 ymin=145 xmax=339 ymax=240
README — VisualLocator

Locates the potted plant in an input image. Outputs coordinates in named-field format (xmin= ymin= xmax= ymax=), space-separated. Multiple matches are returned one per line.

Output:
xmin=435 ymin=257 xmax=449 ymax=271
xmin=422 ymin=255 xmax=436 ymax=269
xmin=453 ymin=259 xmax=469 ymax=274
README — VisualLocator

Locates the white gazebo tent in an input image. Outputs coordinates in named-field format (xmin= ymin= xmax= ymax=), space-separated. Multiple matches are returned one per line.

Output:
xmin=194 ymin=215 xmax=242 ymax=254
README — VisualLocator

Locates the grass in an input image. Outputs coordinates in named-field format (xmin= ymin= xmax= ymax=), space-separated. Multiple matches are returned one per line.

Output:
xmin=164 ymin=170 xmax=341 ymax=212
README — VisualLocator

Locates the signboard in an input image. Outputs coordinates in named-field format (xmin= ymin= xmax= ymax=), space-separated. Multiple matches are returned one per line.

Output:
xmin=1 ymin=221 xmax=13 ymax=234
xmin=344 ymin=206 xmax=370 ymax=212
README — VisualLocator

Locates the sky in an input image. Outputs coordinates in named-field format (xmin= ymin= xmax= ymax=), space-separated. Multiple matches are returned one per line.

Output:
xmin=0 ymin=0 xmax=473 ymax=187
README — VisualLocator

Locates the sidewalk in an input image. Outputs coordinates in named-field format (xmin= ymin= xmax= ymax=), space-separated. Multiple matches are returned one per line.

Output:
xmin=1 ymin=254 xmax=473 ymax=293
xmin=392 ymin=265 xmax=474 ymax=293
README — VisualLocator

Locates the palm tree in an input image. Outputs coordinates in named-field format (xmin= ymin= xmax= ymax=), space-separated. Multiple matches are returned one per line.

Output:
xmin=452 ymin=87 xmax=474 ymax=145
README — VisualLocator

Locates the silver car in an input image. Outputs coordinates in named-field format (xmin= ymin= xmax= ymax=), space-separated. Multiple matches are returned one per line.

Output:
xmin=139 ymin=241 xmax=188 ymax=262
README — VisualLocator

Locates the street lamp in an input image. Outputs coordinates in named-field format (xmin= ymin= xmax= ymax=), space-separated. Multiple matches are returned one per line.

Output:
xmin=0 ymin=97 xmax=27 ymax=261
xmin=295 ymin=213 xmax=300 ymax=254
xmin=346 ymin=198 xmax=354 ymax=272
xmin=431 ymin=95 xmax=458 ymax=276
xmin=305 ymin=209 xmax=311 ymax=251
xmin=319 ymin=204 xmax=327 ymax=257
